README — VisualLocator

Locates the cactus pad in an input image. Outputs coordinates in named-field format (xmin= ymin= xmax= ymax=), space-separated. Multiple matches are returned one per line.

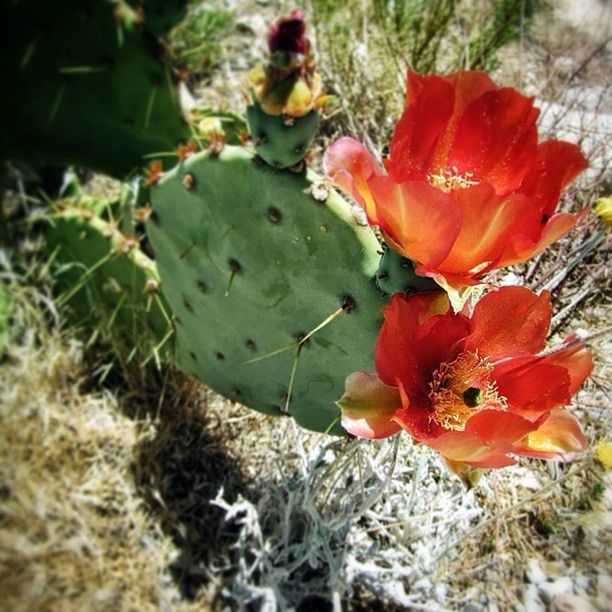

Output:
xmin=376 ymin=248 xmax=439 ymax=295
xmin=46 ymin=199 xmax=172 ymax=363
xmin=247 ymin=104 xmax=320 ymax=169
xmin=147 ymin=146 xmax=387 ymax=433
xmin=0 ymin=0 xmax=189 ymax=178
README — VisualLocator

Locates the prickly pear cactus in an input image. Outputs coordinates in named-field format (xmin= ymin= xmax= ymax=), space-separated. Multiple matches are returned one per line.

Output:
xmin=376 ymin=248 xmax=439 ymax=296
xmin=247 ymin=104 xmax=320 ymax=169
xmin=46 ymin=198 xmax=172 ymax=363
xmin=147 ymin=146 xmax=387 ymax=433
xmin=0 ymin=0 xmax=189 ymax=178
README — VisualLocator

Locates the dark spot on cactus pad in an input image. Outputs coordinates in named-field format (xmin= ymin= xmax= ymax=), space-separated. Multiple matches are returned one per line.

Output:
xmin=245 ymin=339 xmax=257 ymax=351
xmin=149 ymin=210 xmax=160 ymax=226
xmin=295 ymin=332 xmax=311 ymax=348
xmin=215 ymin=352 xmax=225 ymax=361
xmin=174 ymin=316 xmax=182 ymax=326
xmin=294 ymin=143 xmax=306 ymax=154
xmin=340 ymin=294 xmax=357 ymax=313
xmin=251 ymin=155 xmax=265 ymax=166
xmin=183 ymin=298 xmax=194 ymax=313
xmin=196 ymin=280 xmax=207 ymax=293
xmin=377 ymin=271 xmax=389 ymax=281
xmin=228 ymin=258 xmax=242 ymax=273
xmin=123 ymin=115 xmax=135 ymax=126
xmin=267 ymin=207 xmax=282 ymax=224
xmin=182 ymin=172 xmax=196 ymax=190
xmin=232 ymin=388 xmax=242 ymax=397
xmin=255 ymin=132 xmax=267 ymax=145
xmin=400 ymin=258 xmax=412 ymax=269
xmin=189 ymin=351 xmax=198 ymax=362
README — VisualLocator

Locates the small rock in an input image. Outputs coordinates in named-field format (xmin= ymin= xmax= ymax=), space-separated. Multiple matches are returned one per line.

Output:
xmin=595 ymin=574 xmax=612 ymax=610
xmin=522 ymin=583 xmax=545 ymax=612
xmin=550 ymin=593 xmax=595 ymax=612
xmin=538 ymin=577 xmax=574 ymax=604
xmin=525 ymin=559 xmax=547 ymax=585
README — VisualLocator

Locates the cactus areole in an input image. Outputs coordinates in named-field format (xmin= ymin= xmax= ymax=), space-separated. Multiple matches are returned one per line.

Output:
xmin=146 ymin=146 xmax=387 ymax=434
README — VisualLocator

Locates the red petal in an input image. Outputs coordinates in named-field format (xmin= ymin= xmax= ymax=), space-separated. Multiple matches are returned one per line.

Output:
xmin=337 ymin=371 xmax=402 ymax=439
xmin=514 ymin=408 xmax=587 ymax=460
xmin=375 ymin=292 xmax=451 ymax=394
xmin=392 ymin=382 xmax=445 ymax=441
xmin=448 ymin=88 xmax=539 ymax=194
xmin=324 ymin=137 xmax=382 ymax=223
xmin=434 ymin=186 xmax=534 ymax=275
xmin=539 ymin=335 xmax=594 ymax=395
xmin=464 ymin=286 xmax=551 ymax=360
xmin=387 ymin=73 xmax=454 ymax=182
xmin=496 ymin=210 xmax=583 ymax=269
xmin=368 ymin=176 xmax=461 ymax=269
xmin=519 ymin=140 xmax=588 ymax=218
xmin=493 ymin=356 xmax=571 ymax=419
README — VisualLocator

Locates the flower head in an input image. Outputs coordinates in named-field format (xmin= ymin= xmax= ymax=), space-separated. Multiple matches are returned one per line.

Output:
xmin=247 ymin=11 xmax=329 ymax=117
xmin=324 ymin=71 xmax=588 ymax=290
xmin=337 ymin=286 xmax=593 ymax=469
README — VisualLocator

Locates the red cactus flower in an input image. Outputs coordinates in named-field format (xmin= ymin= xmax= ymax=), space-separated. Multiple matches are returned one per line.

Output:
xmin=337 ymin=287 xmax=593 ymax=469
xmin=267 ymin=10 xmax=308 ymax=56
xmin=324 ymin=71 xmax=588 ymax=290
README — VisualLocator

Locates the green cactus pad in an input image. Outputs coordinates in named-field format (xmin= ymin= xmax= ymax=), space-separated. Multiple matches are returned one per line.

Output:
xmin=247 ymin=104 xmax=320 ymax=169
xmin=147 ymin=146 xmax=388 ymax=433
xmin=376 ymin=248 xmax=439 ymax=295
xmin=0 ymin=0 xmax=189 ymax=178
xmin=46 ymin=199 xmax=173 ymax=363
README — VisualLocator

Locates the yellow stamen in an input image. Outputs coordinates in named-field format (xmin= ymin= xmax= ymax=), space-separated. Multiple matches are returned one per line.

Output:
xmin=428 ymin=166 xmax=479 ymax=193
xmin=429 ymin=351 xmax=507 ymax=431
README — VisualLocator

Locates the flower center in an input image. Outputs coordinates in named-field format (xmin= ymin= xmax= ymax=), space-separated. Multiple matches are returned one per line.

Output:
xmin=428 ymin=351 xmax=507 ymax=431
xmin=428 ymin=166 xmax=479 ymax=192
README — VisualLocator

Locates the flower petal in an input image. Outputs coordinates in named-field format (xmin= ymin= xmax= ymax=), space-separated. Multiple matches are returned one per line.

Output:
xmin=519 ymin=140 xmax=588 ymax=218
xmin=324 ymin=137 xmax=382 ymax=223
xmin=514 ymin=408 xmax=587 ymax=460
xmin=369 ymin=176 xmax=461 ymax=269
xmin=448 ymin=88 xmax=539 ymax=194
xmin=464 ymin=286 xmax=552 ymax=360
xmin=433 ymin=186 xmax=534 ymax=276
xmin=465 ymin=409 xmax=543 ymax=447
xmin=494 ymin=357 xmax=571 ymax=419
xmin=375 ymin=292 xmax=451 ymax=394
xmin=387 ymin=72 xmax=455 ymax=182
xmin=337 ymin=371 xmax=402 ymax=439
xmin=392 ymin=382 xmax=445 ymax=441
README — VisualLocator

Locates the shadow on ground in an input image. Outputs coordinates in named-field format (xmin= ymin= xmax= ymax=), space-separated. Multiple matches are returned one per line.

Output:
xmin=134 ymin=395 xmax=249 ymax=601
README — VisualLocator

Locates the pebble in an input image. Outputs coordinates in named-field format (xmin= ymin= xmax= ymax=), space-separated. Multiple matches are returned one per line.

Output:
xmin=537 ymin=577 xmax=574 ymax=604
xmin=595 ymin=574 xmax=612 ymax=610
xmin=525 ymin=559 xmax=547 ymax=585
xmin=550 ymin=593 xmax=595 ymax=612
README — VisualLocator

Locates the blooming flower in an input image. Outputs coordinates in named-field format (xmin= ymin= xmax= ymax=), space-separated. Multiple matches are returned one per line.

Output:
xmin=337 ymin=286 xmax=593 ymax=469
xmin=324 ymin=71 xmax=588 ymax=290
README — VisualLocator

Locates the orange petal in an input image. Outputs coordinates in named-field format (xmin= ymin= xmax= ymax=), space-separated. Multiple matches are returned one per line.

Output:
xmin=464 ymin=286 xmax=551 ymax=359
xmin=368 ymin=176 xmax=461 ymax=269
xmin=514 ymin=408 xmax=587 ymax=460
xmin=435 ymin=186 xmax=533 ymax=275
xmin=539 ymin=334 xmax=594 ymax=395
xmin=464 ymin=409 xmax=543 ymax=447
xmin=336 ymin=371 xmax=402 ymax=439
xmin=323 ymin=137 xmax=382 ymax=223
xmin=426 ymin=430 xmax=510 ymax=465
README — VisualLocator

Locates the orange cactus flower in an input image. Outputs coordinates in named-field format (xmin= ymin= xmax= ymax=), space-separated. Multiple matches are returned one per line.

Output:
xmin=337 ymin=286 xmax=593 ymax=470
xmin=324 ymin=71 xmax=588 ymax=291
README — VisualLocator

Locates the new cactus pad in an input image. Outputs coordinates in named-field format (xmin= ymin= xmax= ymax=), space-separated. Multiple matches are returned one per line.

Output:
xmin=147 ymin=146 xmax=387 ymax=433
